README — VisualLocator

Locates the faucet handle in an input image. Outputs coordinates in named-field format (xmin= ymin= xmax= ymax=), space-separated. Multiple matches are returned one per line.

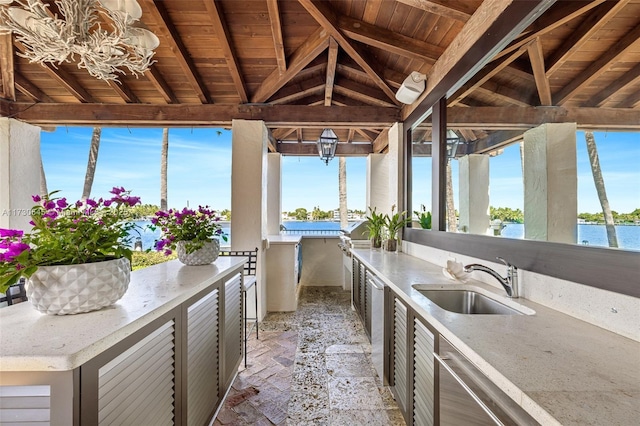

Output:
xmin=495 ymin=256 xmax=515 ymax=269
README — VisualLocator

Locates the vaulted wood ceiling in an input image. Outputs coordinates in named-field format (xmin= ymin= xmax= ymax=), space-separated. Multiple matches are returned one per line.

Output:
xmin=0 ymin=0 xmax=638 ymax=157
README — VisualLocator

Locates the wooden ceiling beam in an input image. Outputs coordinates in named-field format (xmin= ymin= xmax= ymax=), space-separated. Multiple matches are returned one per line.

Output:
xmin=546 ymin=1 xmax=629 ymax=76
xmin=0 ymin=33 xmax=15 ymax=101
xmin=337 ymin=15 xmax=442 ymax=63
xmin=251 ymin=26 xmax=329 ymax=103
xmin=448 ymin=41 xmax=530 ymax=107
xmin=296 ymin=128 xmax=303 ymax=142
xmin=142 ymin=0 xmax=211 ymax=103
xmin=15 ymin=74 xmax=54 ymax=103
xmin=476 ymin=85 xmax=532 ymax=107
xmin=107 ymin=80 xmax=140 ymax=103
xmin=466 ymin=130 xmax=525 ymax=155
xmin=145 ymin=67 xmax=178 ymax=104
xmin=204 ymin=0 xmax=248 ymax=103
xmin=336 ymin=63 xmax=404 ymax=90
xmin=266 ymin=0 xmax=287 ymax=74
xmin=372 ymin=127 xmax=389 ymax=153
xmin=494 ymin=1 xmax=606 ymax=62
xmin=617 ymin=90 xmax=640 ymax=109
xmin=553 ymin=22 xmax=640 ymax=106
xmin=324 ymin=38 xmax=338 ymax=106
xmin=362 ymin=0 xmax=383 ymax=22
xmin=271 ymin=84 xmax=325 ymax=105
xmin=278 ymin=141 xmax=372 ymax=156
xmin=272 ymin=128 xmax=297 ymax=140
xmin=586 ymin=63 xmax=640 ymax=108
xmin=527 ymin=37 xmax=552 ymax=106
xmin=347 ymin=128 xmax=355 ymax=143
xmin=396 ymin=0 xmax=472 ymax=23
xmin=298 ymin=0 xmax=399 ymax=105
xmin=14 ymin=42 xmax=94 ymax=103
xmin=334 ymin=79 xmax=396 ymax=107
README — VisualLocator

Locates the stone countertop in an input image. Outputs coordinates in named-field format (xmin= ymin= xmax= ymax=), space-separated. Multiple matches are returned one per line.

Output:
xmin=0 ymin=257 xmax=245 ymax=372
xmin=352 ymin=249 xmax=640 ymax=426
xmin=267 ymin=234 xmax=303 ymax=244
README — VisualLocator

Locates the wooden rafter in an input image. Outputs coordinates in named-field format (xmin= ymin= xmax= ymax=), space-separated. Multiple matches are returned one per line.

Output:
xmin=396 ymin=0 xmax=472 ymax=23
xmin=448 ymin=42 xmax=530 ymax=107
xmin=0 ymin=101 xmax=400 ymax=127
xmin=372 ymin=128 xmax=389 ymax=153
xmin=553 ymin=22 xmax=640 ymax=106
xmin=272 ymin=128 xmax=297 ymax=140
xmin=296 ymin=128 xmax=303 ymax=142
xmin=107 ymin=80 xmax=139 ymax=103
xmin=545 ymin=1 xmax=629 ymax=76
xmin=494 ymin=1 xmax=606 ymax=62
xmin=586 ymin=63 xmax=640 ymax=108
xmin=324 ymin=38 xmax=338 ymax=106
xmin=466 ymin=130 xmax=525 ymax=155
xmin=142 ymin=0 xmax=211 ymax=104
xmin=278 ymin=142 xmax=371 ymax=156
xmin=271 ymin=85 xmax=325 ymax=105
xmin=337 ymin=15 xmax=442 ymax=63
xmin=298 ymin=0 xmax=399 ymax=105
xmin=336 ymin=63 xmax=404 ymax=90
xmin=204 ymin=0 xmax=248 ymax=103
xmin=334 ymin=79 xmax=396 ymax=107
xmin=251 ymin=27 xmax=329 ymax=103
xmin=527 ymin=37 xmax=552 ymax=106
xmin=347 ymin=128 xmax=355 ymax=143
xmin=15 ymin=74 xmax=53 ymax=103
xmin=266 ymin=0 xmax=286 ymax=74
xmin=0 ymin=33 xmax=15 ymax=101
xmin=145 ymin=67 xmax=178 ymax=104
xmin=14 ymin=42 xmax=94 ymax=103
xmin=618 ymin=90 xmax=640 ymax=109
xmin=476 ymin=85 xmax=532 ymax=107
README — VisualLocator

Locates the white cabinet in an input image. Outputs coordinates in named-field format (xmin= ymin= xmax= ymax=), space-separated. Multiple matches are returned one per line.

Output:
xmin=266 ymin=236 xmax=301 ymax=312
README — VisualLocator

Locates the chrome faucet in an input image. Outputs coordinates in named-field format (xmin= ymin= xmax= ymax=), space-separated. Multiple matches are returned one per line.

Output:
xmin=463 ymin=257 xmax=519 ymax=298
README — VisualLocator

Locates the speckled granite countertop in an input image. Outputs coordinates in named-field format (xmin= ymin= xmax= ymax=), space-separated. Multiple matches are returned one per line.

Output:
xmin=0 ymin=257 xmax=245 ymax=372
xmin=352 ymin=249 xmax=640 ymax=426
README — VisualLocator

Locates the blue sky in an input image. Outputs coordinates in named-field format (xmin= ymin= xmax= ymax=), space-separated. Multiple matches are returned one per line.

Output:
xmin=41 ymin=128 xmax=638 ymax=214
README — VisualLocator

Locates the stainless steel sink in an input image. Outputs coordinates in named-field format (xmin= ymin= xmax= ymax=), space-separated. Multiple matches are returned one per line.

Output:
xmin=415 ymin=289 xmax=522 ymax=315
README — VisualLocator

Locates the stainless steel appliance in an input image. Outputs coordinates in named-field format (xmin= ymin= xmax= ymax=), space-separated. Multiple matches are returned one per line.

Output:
xmin=338 ymin=220 xmax=370 ymax=291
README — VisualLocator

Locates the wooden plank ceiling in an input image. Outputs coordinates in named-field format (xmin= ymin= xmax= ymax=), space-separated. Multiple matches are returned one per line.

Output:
xmin=0 ymin=0 xmax=638 ymax=157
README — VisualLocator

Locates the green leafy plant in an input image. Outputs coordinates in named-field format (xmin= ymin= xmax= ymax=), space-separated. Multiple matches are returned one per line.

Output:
xmin=414 ymin=205 xmax=432 ymax=229
xmin=365 ymin=206 xmax=385 ymax=247
xmin=151 ymin=206 xmax=228 ymax=255
xmin=0 ymin=187 xmax=141 ymax=294
xmin=383 ymin=204 xmax=411 ymax=238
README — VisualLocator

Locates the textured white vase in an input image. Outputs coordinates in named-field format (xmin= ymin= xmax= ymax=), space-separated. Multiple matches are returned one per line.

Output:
xmin=177 ymin=240 xmax=220 ymax=265
xmin=26 ymin=258 xmax=131 ymax=315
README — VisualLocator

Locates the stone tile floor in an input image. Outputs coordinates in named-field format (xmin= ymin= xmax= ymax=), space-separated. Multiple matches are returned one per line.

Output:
xmin=214 ymin=286 xmax=406 ymax=426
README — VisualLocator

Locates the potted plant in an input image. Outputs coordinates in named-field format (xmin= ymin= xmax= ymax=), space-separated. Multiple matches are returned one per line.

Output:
xmin=383 ymin=205 xmax=411 ymax=252
xmin=151 ymin=206 xmax=227 ymax=265
xmin=0 ymin=187 xmax=141 ymax=315
xmin=365 ymin=207 xmax=385 ymax=249
xmin=414 ymin=204 xmax=432 ymax=229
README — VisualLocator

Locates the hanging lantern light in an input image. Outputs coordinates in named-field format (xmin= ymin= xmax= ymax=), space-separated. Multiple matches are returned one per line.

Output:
xmin=317 ymin=128 xmax=338 ymax=165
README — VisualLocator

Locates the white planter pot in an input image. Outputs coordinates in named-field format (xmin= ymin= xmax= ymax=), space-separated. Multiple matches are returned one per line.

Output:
xmin=177 ymin=240 xmax=220 ymax=265
xmin=26 ymin=258 xmax=130 ymax=315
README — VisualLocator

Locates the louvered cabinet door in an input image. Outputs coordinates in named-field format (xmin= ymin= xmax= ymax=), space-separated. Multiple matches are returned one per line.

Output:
xmin=187 ymin=288 xmax=220 ymax=426
xmin=223 ymin=273 xmax=242 ymax=390
xmin=413 ymin=319 xmax=435 ymax=426
xmin=352 ymin=258 xmax=360 ymax=312
xmin=96 ymin=320 xmax=177 ymax=426
xmin=392 ymin=296 xmax=408 ymax=414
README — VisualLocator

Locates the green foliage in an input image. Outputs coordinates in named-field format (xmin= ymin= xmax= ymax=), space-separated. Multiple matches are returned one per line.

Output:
xmin=150 ymin=206 xmax=227 ymax=255
xmin=578 ymin=209 xmax=640 ymax=224
xmin=490 ymin=206 xmax=524 ymax=223
xmin=293 ymin=208 xmax=308 ymax=221
xmin=132 ymin=251 xmax=177 ymax=271
xmin=413 ymin=204 xmax=431 ymax=229
xmin=219 ymin=209 xmax=231 ymax=220
xmin=126 ymin=203 xmax=161 ymax=219
xmin=0 ymin=187 xmax=141 ymax=294
xmin=383 ymin=205 xmax=411 ymax=238
xmin=365 ymin=207 xmax=385 ymax=242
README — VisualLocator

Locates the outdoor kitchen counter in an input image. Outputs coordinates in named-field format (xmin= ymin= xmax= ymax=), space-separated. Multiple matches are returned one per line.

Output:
xmin=352 ymin=249 xmax=640 ymax=426
xmin=0 ymin=256 xmax=245 ymax=372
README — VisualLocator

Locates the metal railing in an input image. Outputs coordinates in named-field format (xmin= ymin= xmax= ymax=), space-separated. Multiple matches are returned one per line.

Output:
xmin=280 ymin=229 xmax=342 ymax=236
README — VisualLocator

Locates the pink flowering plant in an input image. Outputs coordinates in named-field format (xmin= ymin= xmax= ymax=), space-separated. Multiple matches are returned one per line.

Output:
xmin=0 ymin=187 xmax=141 ymax=294
xmin=151 ymin=206 xmax=227 ymax=256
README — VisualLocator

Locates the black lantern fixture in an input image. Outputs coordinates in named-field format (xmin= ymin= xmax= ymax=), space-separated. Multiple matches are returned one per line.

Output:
xmin=317 ymin=128 xmax=338 ymax=165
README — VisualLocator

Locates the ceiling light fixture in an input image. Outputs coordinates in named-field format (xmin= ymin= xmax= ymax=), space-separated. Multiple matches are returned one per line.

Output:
xmin=317 ymin=128 xmax=338 ymax=166
xmin=0 ymin=0 xmax=159 ymax=83
xmin=395 ymin=71 xmax=427 ymax=104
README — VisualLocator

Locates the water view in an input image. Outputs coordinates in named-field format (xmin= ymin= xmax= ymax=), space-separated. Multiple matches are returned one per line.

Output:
xmin=131 ymin=220 xmax=639 ymax=252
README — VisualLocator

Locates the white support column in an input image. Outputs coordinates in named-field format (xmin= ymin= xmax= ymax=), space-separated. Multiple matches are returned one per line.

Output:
xmin=523 ymin=123 xmax=577 ymax=243
xmin=459 ymin=154 xmax=490 ymax=235
xmin=231 ymin=119 xmax=268 ymax=319
xmin=266 ymin=153 xmax=281 ymax=235
xmin=365 ymin=122 xmax=403 ymax=216
xmin=0 ymin=118 xmax=42 ymax=231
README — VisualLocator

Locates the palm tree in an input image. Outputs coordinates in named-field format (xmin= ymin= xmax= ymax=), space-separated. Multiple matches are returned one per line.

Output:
xmin=160 ymin=128 xmax=169 ymax=211
xmin=585 ymin=131 xmax=618 ymax=248
xmin=81 ymin=127 xmax=101 ymax=200
xmin=39 ymin=155 xmax=48 ymax=197
xmin=446 ymin=158 xmax=457 ymax=232
xmin=338 ymin=157 xmax=348 ymax=229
